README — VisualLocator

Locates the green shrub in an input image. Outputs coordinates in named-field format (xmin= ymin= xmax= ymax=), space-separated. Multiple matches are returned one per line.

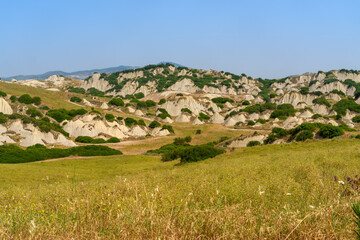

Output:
xmin=46 ymin=108 xmax=87 ymax=122
xmin=137 ymin=119 xmax=146 ymax=126
xmin=134 ymin=92 xmax=145 ymax=99
xmin=107 ymin=137 xmax=120 ymax=143
xmin=162 ymin=125 xmax=174 ymax=133
xmin=270 ymin=104 xmax=296 ymax=119
xmin=105 ymin=114 xmax=115 ymax=122
xmin=312 ymin=97 xmax=331 ymax=107
xmin=75 ymin=136 xmax=97 ymax=143
xmin=70 ymin=96 xmax=82 ymax=103
xmin=0 ymin=144 xmax=122 ymax=163
xmin=0 ymin=113 xmax=7 ymax=124
xmin=299 ymin=87 xmax=309 ymax=95
xmin=181 ymin=108 xmax=192 ymax=114
xmin=108 ymin=98 xmax=124 ymax=107
xmin=26 ymin=108 xmax=42 ymax=118
xmin=295 ymin=130 xmax=313 ymax=141
xmin=247 ymin=120 xmax=255 ymax=126
xmin=176 ymin=93 xmax=183 ymax=96
xmin=247 ymin=141 xmax=260 ymax=147
xmin=196 ymin=129 xmax=202 ymax=134
xmin=32 ymin=97 xmax=41 ymax=105
xmin=352 ymin=116 xmax=360 ymax=123
xmin=67 ymin=87 xmax=86 ymax=94
xmin=149 ymin=121 xmax=161 ymax=129
xmin=257 ymin=118 xmax=266 ymax=124
xmin=174 ymin=136 xmax=192 ymax=145
xmin=198 ymin=112 xmax=210 ymax=121
xmin=18 ymin=94 xmax=34 ymax=104
xmin=178 ymin=144 xmax=225 ymax=163
xmin=311 ymin=91 xmax=323 ymax=96
xmin=318 ymin=125 xmax=344 ymax=138
xmin=242 ymin=100 xmax=250 ymax=105
xmin=211 ymin=97 xmax=234 ymax=104
xmin=333 ymin=99 xmax=360 ymax=116
xmin=0 ymin=90 xmax=7 ymax=97
xmin=125 ymin=117 xmax=137 ymax=127
xmin=158 ymin=99 xmax=166 ymax=104
xmin=87 ymin=88 xmax=104 ymax=97
xmin=10 ymin=95 xmax=16 ymax=102
xmin=312 ymin=114 xmax=322 ymax=119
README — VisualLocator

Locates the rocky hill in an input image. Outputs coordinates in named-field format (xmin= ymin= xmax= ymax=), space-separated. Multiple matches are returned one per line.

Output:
xmin=1 ymin=63 xmax=360 ymax=149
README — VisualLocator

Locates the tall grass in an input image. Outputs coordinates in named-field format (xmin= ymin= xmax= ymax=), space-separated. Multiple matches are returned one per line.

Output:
xmin=1 ymin=139 xmax=360 ymax=238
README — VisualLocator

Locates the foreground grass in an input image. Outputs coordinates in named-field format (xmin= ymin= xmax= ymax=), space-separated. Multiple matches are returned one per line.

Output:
xmin=1 ymin=139 xmax=360 ymax=239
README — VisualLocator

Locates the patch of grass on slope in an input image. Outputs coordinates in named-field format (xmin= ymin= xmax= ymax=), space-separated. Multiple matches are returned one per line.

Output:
xmin=0 ymin=139 xmax=359 ymax=238
xmin=0 ymin=81 xmax=79 ymax=109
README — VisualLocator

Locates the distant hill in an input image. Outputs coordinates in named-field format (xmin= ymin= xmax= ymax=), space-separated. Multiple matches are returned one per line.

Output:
xmin=2 ymin=65 xmax=138 ymax=81
xmin=2 ymin=62 xmax=184 ymax=81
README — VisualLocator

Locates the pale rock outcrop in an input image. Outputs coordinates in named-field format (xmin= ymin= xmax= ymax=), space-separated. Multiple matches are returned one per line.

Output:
xmin=228 ymin=134 xmax=266 ymax=148
xmin=168 ymin=78 xmax=200 ymax=93
xmin=233 ymin=114 xmax=246 ymax=123
xmin=224 ymin=117 xmax=237 ymax=126
xmin=193 ymin=118 xmax=204 ymax=125
xmin=282 ymin=117 xmax=303 ymax=129
xmin=163 ymin=117 xmax=174 ymax=123
xmin=328 ymin=120 xmax=339 ymax=126
xmin=129 ymin=126 xmax=147 ymax=137
xmin=83 ymin=99 xmax=94 ymax=107
xmin=162 ymin=96 xmax=206 ymax=116
xmin=126 ymin=106 xmax=136 ymax=113
xmin=344 ymin=110 xmax=357 ymax=121
xmin=224 ymin=102 xmax=233 ymax=108
xmin=276 ymin=93 xmax=315 ymax=107
xmin=210 ymin=112 xmax=225 ymax=124
xmin=299 ymin=110 xmax=313 ymax=118
xmin=134 ymin=109 xmax=144 ymax=116
xmin=100 ymin=102 xmax=109 ymax=109
xmin=313 ymin=104 xmax=330 ymax=115
xmin=310 ymin=81 xmax=356 ymax=96
xmin=151 ymin=127 xmax=170 ymax=136
xmin=46 ymin=75 xmax=66 ymax=87
xmin=175 ymin=113 xmax=191 ymax=122
xmin=248 ymin=113 xmax=260 ymax=121
xmin=0 ymin=98 xmax=13 ymax=114
xmin=83 ymin=73 xmax=113 ymax=92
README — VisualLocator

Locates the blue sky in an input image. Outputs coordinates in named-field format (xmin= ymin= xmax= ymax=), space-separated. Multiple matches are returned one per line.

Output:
xmin=0 ymin=0 xmax=359 ymax=78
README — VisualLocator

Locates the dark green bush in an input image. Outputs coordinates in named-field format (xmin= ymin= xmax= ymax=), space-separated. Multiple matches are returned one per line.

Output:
xmin=125 ymin=117 xmax=137 ymax=127
xmin=149 ymin=120 xmax=161 ymax=129
xmin=333 ymin=99 xmax=360 ymax=116
xmin=313 ymin=97 xmax=331 ymax=107
xmin=158 ymin=99 xmax=166 ymax=104
xmin=247 ymin=141 xmax=260 ymax=147
xmin=108 ymin=98 xmax=124 ymax=107
xmin=18 ymin=94 xmax=40 ymax=104
xmin=181 ymin=108 xmax=192 ymax=114
xmin=137 ymin=119 xmax=146 ymax=126
xmin=134 ymin=92 xmax=145 ymax=99
xmin=107 ymin=137 xmax=120 ymax=143
xmin=352 ymin=116 xmax=360 ymax=123
xmin=47 ymin=108 xmax=87 ymax=122
xmin=295 ymin=130 xmax=314 ymax=141
xmin=198 ymin=112 xmax=210 ymax=121
xmin=26 ymin=108 xmax=42 ymax=118
xmin=312 ymin=114 xmax=322 ymax=119
xmin=10 ymin=95 xmax=16 ymax=102
xmin=68 ymin=87 xmax=86 ymax=94
xmin=299 ymin=87 xmax=309 ymax=95
xmin=178 ymin=144 xmax=225 ymax=163
xmin=162 ymin=125 xmax=174 ymax=133
xmin=247 ymin=120 xmax=255 ymax=126
xmin=174 ymin=136 xmax=192 ymax=145
xmin=105 ymin=114 xmax=115 ymax=122
xmin=0 ymin=90 xmax=6 ymax=97
xmin=211 ymin=97 xmax=234 ymax=104
xmin=242 ymin=100 xmax=250 ymax=105
xmin=32 ymin=97 xmax=41 ymax=105
xmin=196 ymin=129 xmax=202 ymax=134
xmin=0 ymin=144 xmax=122 ymax=163
xmin=318 ymin=125 xmax=344 ymax=138
xmin=70 ymin=96 xmax=82 ymax=103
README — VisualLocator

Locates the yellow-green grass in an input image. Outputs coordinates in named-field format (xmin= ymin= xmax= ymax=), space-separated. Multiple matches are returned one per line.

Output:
xmin=1 ymin=138 xmax=360 ymax=239
xmin=0 ymin=81 xmax=79 ymax=109
xmin=111 ymin=123 xmax=252 ymax=154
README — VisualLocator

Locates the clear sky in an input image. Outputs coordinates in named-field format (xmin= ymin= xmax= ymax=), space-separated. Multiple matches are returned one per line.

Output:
xmin=1 ymin=0 xmax=359 ymax=78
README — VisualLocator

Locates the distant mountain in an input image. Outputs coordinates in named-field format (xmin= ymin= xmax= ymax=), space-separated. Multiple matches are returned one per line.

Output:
xmin=2 ymin=65 xmax=138 ymax=81
xmin=1 ymin=62 xmax=184 ymax=81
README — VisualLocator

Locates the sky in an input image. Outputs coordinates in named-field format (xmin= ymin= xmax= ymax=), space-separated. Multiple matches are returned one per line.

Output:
xmin=0 ymin=0 xmax=359 ymax=79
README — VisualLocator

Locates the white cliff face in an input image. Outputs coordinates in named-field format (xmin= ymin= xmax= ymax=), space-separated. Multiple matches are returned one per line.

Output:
xmin=83 ymin=73 xmax=113 ymax=92
xmin=276 ymin=93 xmax=316 ymax=107
xmin=0 ymin=98 xmax=13 ymax=114
xmin=162 ymin=96 xmax=206 ymax=116
xmin=210 ymin=112 xmax=225 ymax=124
xmin=310 ymin=81 xmax=356 ymax=96
xmin=168 ymin=78 xmax=200 ymax=93
xmin=3 ymin=120 xmax=76 ymax=147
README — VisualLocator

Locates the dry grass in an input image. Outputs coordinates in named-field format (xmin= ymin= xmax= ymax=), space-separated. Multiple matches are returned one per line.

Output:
xmin=1 ymin=138 xmax=360 ymax=239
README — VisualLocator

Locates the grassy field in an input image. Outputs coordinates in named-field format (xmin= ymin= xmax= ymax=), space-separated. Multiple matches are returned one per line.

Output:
xmin=0 ymin=81 xmax=79 ymax=109
xmin=1 ymin=138 xmax=360 ymax=239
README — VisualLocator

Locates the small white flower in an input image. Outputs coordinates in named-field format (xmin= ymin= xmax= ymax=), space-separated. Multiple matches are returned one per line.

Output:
xmin=309 ymin=205 xmax=315 ymax=209
xmin=286 ymin=193 xmax=292 ymax=196
xmin=338 ymin=181 xmax=345 ymax=185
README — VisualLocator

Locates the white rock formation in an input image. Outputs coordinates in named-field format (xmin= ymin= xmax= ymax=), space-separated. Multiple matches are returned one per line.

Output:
xmin=0 ymin=98 xmax=13 ymax=114
xmin=210 ymin=112 xmax=225 ymax=124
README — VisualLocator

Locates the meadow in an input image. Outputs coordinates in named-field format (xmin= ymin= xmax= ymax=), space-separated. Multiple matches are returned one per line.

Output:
xmin=1 ymin=138 xmax=360 ymax=239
